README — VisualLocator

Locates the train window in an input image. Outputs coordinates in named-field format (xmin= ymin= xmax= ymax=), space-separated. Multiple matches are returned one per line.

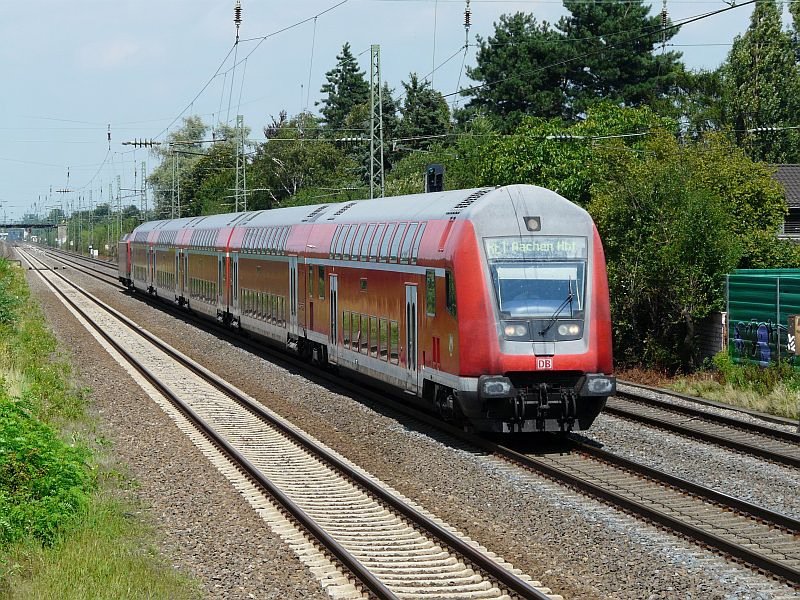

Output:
xmin=389 ymin=223 xmax=408 ymax=262
xmin=343 ymin=225 xmax=359 ymax=260
xmin=379 ymin=223 xmax=397 ymax=262
xmin=379 ymin=319 xmax=388 ymax=360
xmin=369 ymin=223 xmax=386 ymax=261
xmin=369 ymin=317 xmax=378 ymax=357
xmin=261 ymin=228 xmax=268 ymax=251
xmin=259 ymin=292 xmax=265 ymax=319
xmin=318 ymin=266 xmax=325 ymax=299
xmin=390 ymin=321 xmax=400 ymax=364
xmin=272 ymin=295 xmax=278 ymax=324
xmin=330 ymin=226 xmax=343 ymax=259
xmin=264 ymin=228 xmax=277 ymax=253
xmin=399 ymin=223 xmax=419 ymax=264
xmin=308 ymin=265 xmax=314 ymax=298
xmin=359 ymin=315 xmax=369 ymax=354
xmin=352 ymin=225 xmax=368 ymax=261
xmin=342 ymin=312 xmax=351 ymax=346
xmin=279 ymin=296 xmax=285 ymax=326
xmin=360 ymin=224 xmax=376 ymax=261
xmin=334 ymin=225 xmax=350 ymax=259
xmin=426 ymin=270 xmax=436 ymax=316
xmin=279 ymin=227 xmax=291 ymax=253
xmin=446 ymin=270 xmax=457 ymax=317
xmin=410 ymin=223 xmax=426 ymax=264
xmin=351 ymin=314 xmax=361 ymax=350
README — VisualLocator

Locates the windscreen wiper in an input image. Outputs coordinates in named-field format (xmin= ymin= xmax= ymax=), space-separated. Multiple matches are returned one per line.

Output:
xmin=538 ymin=284 xmax=574 ymax=337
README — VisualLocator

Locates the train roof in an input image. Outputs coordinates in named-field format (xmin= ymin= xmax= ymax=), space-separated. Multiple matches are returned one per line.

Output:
xmin=129 ymin=185 xmax=581 ymax=234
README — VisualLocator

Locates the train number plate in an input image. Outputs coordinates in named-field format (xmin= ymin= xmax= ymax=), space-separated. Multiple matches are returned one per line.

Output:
xmin=536 ymin=358 xmax=553 ymax=370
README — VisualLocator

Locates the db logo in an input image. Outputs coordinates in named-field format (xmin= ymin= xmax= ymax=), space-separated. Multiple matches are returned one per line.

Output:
xmin=536 ymin=358 xmax=553 ymax=369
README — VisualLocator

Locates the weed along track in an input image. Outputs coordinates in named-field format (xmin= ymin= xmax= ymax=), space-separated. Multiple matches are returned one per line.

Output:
xmin=19 ymin=246 xmax=560 ymax=599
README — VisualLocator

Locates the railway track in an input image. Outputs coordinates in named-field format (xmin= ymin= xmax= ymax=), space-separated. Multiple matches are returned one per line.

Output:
xmin=605 ymin=390 xmax=800 ymax=468
xmin=19 ymin=247 xmax=558 ymax=600
xmin=25 ymin=246 xmax=800 ymax=587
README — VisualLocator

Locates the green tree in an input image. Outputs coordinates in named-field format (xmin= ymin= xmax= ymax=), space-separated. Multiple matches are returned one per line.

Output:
xmin=673 ymin=67 xmax=725 ymax=139
xmin=397 ymin=73 xmax=450 ymax=150
xmin=557 ymin=0 xmax=683 ymax=117
xmin=385 ymin=115 xmax=497 ymax=196
xmin=791 ymin=0 xmax=800 ymax=62
xmin=590 ymin=133 xmax=741 ymax=370
xmin=147 ymin=116 xmax=210 ymax=218
xmin=464 ymin=13 xmax=571 ymax=128
xmin=483 ymin=103 xmax=675 ymax=206
xmin=248 ymin=112 xmax=357 ymax=207
xmin=318 ymin=43 xmax=370 ymax=131
xmin=721 ymin=0 xmax=800 ymax=162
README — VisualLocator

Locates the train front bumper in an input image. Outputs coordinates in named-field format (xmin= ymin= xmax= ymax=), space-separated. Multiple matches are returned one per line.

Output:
xmin=460 ymin=373 xmax=615 ymax=433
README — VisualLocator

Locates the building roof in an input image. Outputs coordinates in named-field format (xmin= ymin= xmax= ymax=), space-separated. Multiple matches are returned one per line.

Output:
xmin=773 ymin=164 xmax=800 ymax=209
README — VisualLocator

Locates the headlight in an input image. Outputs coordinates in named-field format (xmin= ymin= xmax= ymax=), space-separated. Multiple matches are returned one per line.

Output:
xmin=480 ymin=376 xmax=514 ymax=397
xmin=582 ymin=374 xmax=616 ymax=396
xmin=557 ymin=323 xmax=581 ymax=336
xmin=504 ymin=323 xmax=528 ymax=337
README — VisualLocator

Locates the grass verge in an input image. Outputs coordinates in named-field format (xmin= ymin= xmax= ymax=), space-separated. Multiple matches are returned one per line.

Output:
xmin=0 ymin=257 xmax=200 ymax=599
xmin=620 ymin=354 xmax=800 ymax=420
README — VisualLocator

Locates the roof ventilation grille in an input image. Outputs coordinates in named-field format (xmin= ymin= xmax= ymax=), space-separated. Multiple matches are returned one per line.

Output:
xmin=327 ymin=201 xmax=357 ymax=220
xmin=303 ymin=204 xmax=330 ymax=222
xmin=445 ymin=187 xmax=492 ymax=215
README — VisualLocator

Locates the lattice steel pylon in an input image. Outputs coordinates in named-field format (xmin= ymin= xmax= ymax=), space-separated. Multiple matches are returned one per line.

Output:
xmin=235 ymin=114 xmax=247 ymax=212
xmin=369 ymin=44 xmax=385 ymax=199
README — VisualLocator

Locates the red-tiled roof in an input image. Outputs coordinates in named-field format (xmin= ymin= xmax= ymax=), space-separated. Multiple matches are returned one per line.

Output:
xmin=774 ymin=164 xmax=800 ymax=209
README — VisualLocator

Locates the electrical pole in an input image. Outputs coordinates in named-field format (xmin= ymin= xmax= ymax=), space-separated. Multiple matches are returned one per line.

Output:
xmin=235 ymin=114 xmax=246 ymax=212
xmin=369 ymin=44 xmax=385 ymax=199
xmin=140 ymin=161 xmax=147 ymax=220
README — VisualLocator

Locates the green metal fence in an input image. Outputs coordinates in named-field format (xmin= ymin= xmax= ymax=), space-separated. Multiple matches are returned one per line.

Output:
xmin=726 ymin=269 xmax=800 ymax=366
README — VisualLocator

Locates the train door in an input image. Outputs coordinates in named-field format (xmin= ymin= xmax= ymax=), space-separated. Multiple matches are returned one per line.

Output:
xmin=174 ymin=249 xmax=180 ymax=300
xmin=217 ymin=254 xmax=225 ymax=309
xmin=179 ymin=250 xmax=187 ymax=301
xmin=149 ymin=246 xmax=155 ymax=291
xmin=329 ymin=274 xmax=338 ymax=365
xmin=230 ymin=253 xmax=239 ymax=316
xmin=288 ymin=257 xmax=298 ymax=338
xmin=405 ymin=284 xmax=418 ymax=394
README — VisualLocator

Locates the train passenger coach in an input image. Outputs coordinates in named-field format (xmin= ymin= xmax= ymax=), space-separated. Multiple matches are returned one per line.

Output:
xmin=119 ymin=184 xmax=615 ymax=433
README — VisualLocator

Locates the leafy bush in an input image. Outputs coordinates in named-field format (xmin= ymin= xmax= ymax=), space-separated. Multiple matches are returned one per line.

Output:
xmin=0 ymin=396 xmax=94 ymax=547
xmin=712 ymin=351 xmax=800 ymax=395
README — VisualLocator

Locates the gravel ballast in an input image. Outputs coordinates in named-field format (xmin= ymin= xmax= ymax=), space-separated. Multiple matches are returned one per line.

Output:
xmin=27 ymin=255 xmax=800 ymax=599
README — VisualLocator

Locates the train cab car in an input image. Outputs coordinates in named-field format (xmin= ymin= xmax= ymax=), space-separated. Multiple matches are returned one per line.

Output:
xmin=119 ymin=184 xmax=615 ymax=434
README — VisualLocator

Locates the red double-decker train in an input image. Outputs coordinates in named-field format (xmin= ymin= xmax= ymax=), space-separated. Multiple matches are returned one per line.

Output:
xmin=119 ymin=184 xmax=615 ymax=433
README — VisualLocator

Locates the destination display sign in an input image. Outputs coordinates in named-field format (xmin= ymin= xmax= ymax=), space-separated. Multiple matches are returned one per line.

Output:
xmin=484 ymin=236 xmax=587 ymax=260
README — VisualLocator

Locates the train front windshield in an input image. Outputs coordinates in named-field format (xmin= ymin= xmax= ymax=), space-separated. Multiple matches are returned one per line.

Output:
xmin=484 ymin=236 xmax=588 ymax=319
xmin=493 ymin=263 xmax=585 ymax=317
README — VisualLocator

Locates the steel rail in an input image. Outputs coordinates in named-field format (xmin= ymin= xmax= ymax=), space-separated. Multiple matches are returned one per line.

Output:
xmin=22 ymin=247 xmax=552 ymax=600
xmin=28 ymin=246 xmax=800 ymax=586
xmin=615 ymin=389 xmax=800 ymax=443
xmin=605 ymin=398 xmax=800 ymax=469
xmin=619 ymin=379 xmax=799 ymax=428
xmin=19 ymin=248 xmax=398 ymax=600
xmin=41 ymin=249 xmax=122 ymax=282
xmin=572 ymin=441 xmax=800 ymax=533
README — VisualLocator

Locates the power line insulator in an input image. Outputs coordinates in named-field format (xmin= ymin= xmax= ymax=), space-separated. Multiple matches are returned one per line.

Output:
xmin=464 ymin=0 xmax=471 ymax=28
xmin=234 ymin=1 xmax=242 ymax=26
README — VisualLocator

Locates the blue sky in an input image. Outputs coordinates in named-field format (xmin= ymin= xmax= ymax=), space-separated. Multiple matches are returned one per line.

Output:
xmin=0 ymin=0 xmax=775 ymax=221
